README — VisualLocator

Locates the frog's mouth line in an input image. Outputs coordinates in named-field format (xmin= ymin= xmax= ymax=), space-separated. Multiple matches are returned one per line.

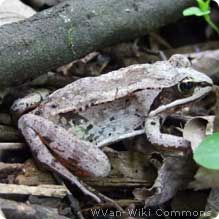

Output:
xmin=149 ymin=86 xmax=212 ymax=117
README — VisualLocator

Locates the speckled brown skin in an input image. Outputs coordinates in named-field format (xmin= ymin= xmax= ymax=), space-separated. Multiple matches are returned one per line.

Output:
xmin=18 ymin=55 xmax=213 ymax=202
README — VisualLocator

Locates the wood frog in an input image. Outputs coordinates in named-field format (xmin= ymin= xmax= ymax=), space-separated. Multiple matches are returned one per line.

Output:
xmin=18 ymin=55 xmax=213 ymax=202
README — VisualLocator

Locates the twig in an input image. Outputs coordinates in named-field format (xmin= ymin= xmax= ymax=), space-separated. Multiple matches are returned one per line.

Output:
xmin=0 ymin=183 xmax=69 ymax=198
xmin=53 ymin=174 xmax=85 ymax=219
xmin=0 ymin=197 xmax=71 ymax=219
xmin=0 ymin=143 xmax=26 ymax=151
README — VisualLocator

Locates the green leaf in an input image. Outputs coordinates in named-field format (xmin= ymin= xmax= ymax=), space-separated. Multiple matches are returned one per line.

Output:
xmin=183 ymin=7 xmax=210 ymax=16
xmin=197 ymin=0 xmax=210 ymax=12
xmin=194 ymin=133 xmax=219 ymax=170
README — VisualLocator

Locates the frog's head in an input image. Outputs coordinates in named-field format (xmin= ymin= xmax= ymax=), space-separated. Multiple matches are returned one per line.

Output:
xmin=149 ymin=56 xmax=213 ymax=117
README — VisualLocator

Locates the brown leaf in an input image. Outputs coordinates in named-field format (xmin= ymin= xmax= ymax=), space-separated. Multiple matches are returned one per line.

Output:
xmin=133 ymin=152 xmax=197 ymax=207
xmin=183 ymin=116 xmax=215 ymax=152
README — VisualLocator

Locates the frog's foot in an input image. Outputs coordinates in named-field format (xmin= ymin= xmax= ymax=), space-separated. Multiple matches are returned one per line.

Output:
xmin=18 ymin=114 xmax=111 ymax=203
xmin=145 ymin=116 xmax=190 ymax=149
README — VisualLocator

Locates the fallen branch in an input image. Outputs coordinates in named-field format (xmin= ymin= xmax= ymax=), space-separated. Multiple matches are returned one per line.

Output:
xmin=0 ymin=142 xmax=26 ymax=151
xmin=0 ymin=0 xmax=194 ymax=87
xmin=0 ymin=198 xmax=71 ymax=219
xmin=0 ymin=183 xmax=69 ymax=198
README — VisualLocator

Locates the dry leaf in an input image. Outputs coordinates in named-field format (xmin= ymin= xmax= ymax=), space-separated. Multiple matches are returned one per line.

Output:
xmin=133 ymin=152 xmax=197 ymax=206
xmin=189 ymin=50 xmax=219 ymax=83
xmin=202 ymin=188 xmax=219 ymax=219
xmin=183 ymin=116 xmax=219 ymax=191
xmin=189 ymin=167 xmax=219 ymax=190
xmin=183 ymin=116 xmax=215 ymax=151
xmin=0 ymin=0 xmax=35 ymax=26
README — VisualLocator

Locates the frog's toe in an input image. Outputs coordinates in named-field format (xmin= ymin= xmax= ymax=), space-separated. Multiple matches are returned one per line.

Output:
xmin=92 ymin=161 xmax=111 ymax=177
xmin=18 ymin=114 xmax=31 ymax=130
xmin=95 ymin=159 xmax=111 ymax=177
xmin=82 ymin=151 xmax=111 ymax=177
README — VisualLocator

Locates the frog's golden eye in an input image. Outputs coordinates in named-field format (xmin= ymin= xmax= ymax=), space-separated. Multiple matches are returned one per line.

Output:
xmin=177 ymin=77 xmax=195 ymax=94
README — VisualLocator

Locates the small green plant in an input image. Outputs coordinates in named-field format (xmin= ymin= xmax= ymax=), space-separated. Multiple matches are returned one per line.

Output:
xmin=183 ymin=0 xmax=219 ymax=34
xmin=194 ymin=132 xmax=219 ymax=169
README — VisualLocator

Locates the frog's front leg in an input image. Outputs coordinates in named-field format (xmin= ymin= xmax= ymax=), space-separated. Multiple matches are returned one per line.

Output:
xmin=145 ymin=116 xmax=190 ymax=149
xmin=18 ymin=114 xmax=111 ymax=202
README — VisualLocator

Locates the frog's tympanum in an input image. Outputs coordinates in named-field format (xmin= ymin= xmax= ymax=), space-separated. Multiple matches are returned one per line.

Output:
xmin=18 ymin=55 xmax=213 ymax=202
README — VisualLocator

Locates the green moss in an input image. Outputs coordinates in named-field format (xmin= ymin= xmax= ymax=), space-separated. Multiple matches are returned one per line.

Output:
xmin=67 ymin=27 xmax=74 ymax=49
xmin=66 ymin=26 xmax=77 ymax=55
xmin=73 ymin=125 xmax=87 ymax=139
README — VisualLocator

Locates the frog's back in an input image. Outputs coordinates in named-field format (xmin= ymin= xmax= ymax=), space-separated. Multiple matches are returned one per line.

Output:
xmin=33 ymin=60 xmax=188 ymax=146
xmin=44 ymin=60 xmax=185 ymax=115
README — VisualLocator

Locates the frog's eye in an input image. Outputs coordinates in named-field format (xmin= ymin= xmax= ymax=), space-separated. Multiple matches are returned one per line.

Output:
xmin=177 ymin=77 xmax=195 ymax=94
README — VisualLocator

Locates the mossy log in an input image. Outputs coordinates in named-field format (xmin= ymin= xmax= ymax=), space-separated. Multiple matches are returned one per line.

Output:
xmin=0 ymin=0 xmax=194 ymax=87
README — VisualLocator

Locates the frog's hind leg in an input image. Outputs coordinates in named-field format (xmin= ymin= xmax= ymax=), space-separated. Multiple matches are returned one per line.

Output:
xmin=18 ymin=114 xmax=106 ymax=203
xmin=145 ymin=116 xmax=190 ymax=149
